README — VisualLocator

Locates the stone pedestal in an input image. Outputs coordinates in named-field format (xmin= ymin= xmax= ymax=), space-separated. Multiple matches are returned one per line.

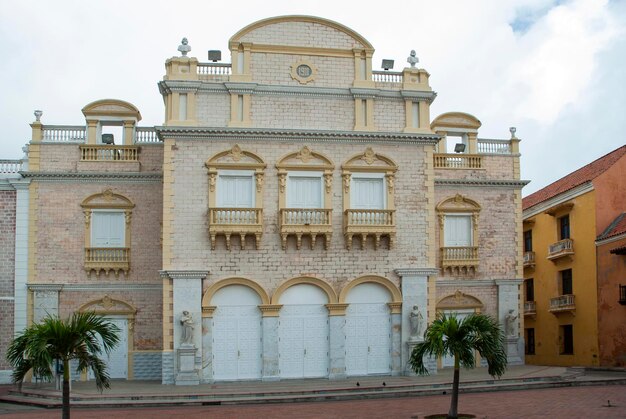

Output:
xmin=405 ymin=338 xmax=423 ymax=376
xmin=176 ymin=344 xmax=199 ymax=385
xmin=505 ymin=336 xmax=524 ymax=365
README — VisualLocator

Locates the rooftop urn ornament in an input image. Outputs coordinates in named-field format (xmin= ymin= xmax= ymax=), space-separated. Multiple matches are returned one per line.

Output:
xmin=510 ymin=126 xmax=517 ymax=139
xmin=34 ymin=110 xmax=42 ymax=122
xmin=407 ymin=50 xmax=419 ymax=68
xmin=178 ymin=37 xmax=191 ymax=56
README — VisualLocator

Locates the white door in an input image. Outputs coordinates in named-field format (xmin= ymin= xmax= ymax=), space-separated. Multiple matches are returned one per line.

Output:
xmin=351 ymin=177 xmax=384 ymax=209
xmin=217 ymin=171 xmax=254 ymax=208
xmin=441 ymin=310 xmax=473 ymax=368
xmin=89 ymin=318 xmax=128 ymax=379
xmin=278 ymin=284 xmax=329 ymax=378
xmin=345 ymin=283 xmax=391 ymax=376
xmin=444 ymin=215 xmax=472 ymax=246
xmin=212 ymin=285 xmax=262 ymax=380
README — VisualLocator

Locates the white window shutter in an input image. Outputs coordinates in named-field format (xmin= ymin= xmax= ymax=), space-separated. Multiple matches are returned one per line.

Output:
xmin=444 ymin=215 xmax=472 ymax=246
xmin=287 ymin=175 xmax=322 ymax=208
xmin=217 ymin=172 xmax=254 ymax=208
xmin=91 ymin=212 xmax=125 ymax=247
xmin=352 ymin=178 xmax=384 ymax=209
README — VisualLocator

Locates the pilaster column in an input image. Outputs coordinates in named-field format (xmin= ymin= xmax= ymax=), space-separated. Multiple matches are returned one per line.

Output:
xmin=388 ymin=302 xmax=402 ymax=375
xmin=326 ymin=303 xmax=348 ymax=379
xmin=395 ymin=268 xmax=438 ymax=374
xmin=201 ymin=306 xmax=215 ymax=383
xmin=496 ymin=279 xmax=524 ymax=365
xmin=259 ymin=304 xmax=281 ymax=381
xmin=10 ymin=179 xmax=30 ymax=334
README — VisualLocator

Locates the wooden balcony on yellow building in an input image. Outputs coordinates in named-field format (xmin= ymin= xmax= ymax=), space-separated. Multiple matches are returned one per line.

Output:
xmin=547 ymin=238 xmax=574 ymax=261
xmin=84 ymin=247 xmax=130 ymax=276
xmin=343 ymin=209 xmax=395 ymax=250
xmin=549 ymin=294 xmax=576 ymax=314
xmin=523 ymin=251 xmax=535 ymax=268
xmin=279 ymin=208 xmax=332 ymax=250
xmin=208 ymin=208 xmax=263 ymax=250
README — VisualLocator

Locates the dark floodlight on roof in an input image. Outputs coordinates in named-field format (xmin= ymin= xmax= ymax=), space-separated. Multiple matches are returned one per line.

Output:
xmin=454 ymin=143 xmax=466 ymax=153
xmin=381 ymin=59 xmax=394 ymax=70
xmin=208 ymin=50 xmax=222 ymax=62
xmin=101 ymin=134 xmax=114 ymax=144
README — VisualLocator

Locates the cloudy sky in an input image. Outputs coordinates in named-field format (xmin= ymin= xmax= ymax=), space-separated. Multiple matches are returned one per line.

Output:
xmin=0 ymin=0 xmax=624 ymax=194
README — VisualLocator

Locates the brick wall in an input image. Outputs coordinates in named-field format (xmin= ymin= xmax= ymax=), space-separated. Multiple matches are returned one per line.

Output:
xmin=0 ymin=189 xmax=16 ymax=370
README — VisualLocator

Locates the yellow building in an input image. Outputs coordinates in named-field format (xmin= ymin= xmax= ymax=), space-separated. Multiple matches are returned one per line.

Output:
xmin=522 ymin=146 xmax=626 ymax=366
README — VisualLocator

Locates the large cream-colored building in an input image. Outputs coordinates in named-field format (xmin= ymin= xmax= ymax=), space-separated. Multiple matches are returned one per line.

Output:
xmin=0 ymin=16 xmax=526 ymax=384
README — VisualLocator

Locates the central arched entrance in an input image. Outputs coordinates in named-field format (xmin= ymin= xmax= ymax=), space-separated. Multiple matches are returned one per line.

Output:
xmin=277 ymin=282 xmax=330 ymax=378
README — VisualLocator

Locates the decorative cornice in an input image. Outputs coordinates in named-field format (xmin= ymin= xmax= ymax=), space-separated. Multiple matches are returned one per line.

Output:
xmin=28 ymin=283 xmax=162 ymax=291
xmin=160 ymin=270 xmax=209 ymax=280
xmin=224 ymin=82 xmax=258 ymax=94
xmin=27 ymin=284 xmax=64 ymax=292
xmin=523 ymin=182 xmax=594 ymax=219
xmin=156 ymin=126 xmax=440 ymax=145
xmin=395 ymin=268 xmax=439 ymax=277
xmin=494 ymin=279 xmax=524 ymax=286
xmin=596 ymin=232 xmax=626 ymax=247
xmin=435 ymin=279 xmax=496 ymax=287
xmin=435 ymin=179 xmax=530 ymax=188
xmin=20 ymin=172 xmax=163 ymax=183
xmin=258 ymin=304 xmax=283 ymax=317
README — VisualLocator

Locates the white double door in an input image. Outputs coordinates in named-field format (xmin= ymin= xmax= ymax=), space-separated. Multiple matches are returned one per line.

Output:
xmin=212 ymin=285 xmax=262 ymax=381
xmin=278 ymin=284 xmax=330 ymax=379
xmin=212 ymin=305 xmax=262 ymax=380
xmin=89 ymin=317 xmax=128 ymax=380
xmin=345 ymin=303 xmax=391 ymax=375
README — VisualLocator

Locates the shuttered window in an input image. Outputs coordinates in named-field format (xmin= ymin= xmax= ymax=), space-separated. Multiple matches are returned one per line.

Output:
xmin=216 ymin=170 xmax=254 ymax=208
xmin=287 ymin=173 xmax=323 ymax=208
xmin=351 ymin=175 xmax=385 ymax=209
xmin=444 ymin=214 xmax=472 ymax=246
xmin=91 ymin=211 xmax=125 ymax=247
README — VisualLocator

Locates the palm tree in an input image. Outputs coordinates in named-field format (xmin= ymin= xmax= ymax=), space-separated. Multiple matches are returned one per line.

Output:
xmin=6 ymin=312 xmax=120 ymax=419
xmin=409 ymin=312 xmax=507 ymax=419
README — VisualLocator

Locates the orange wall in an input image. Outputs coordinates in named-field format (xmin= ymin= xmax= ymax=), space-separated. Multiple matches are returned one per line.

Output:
xmin=596 ymin=236 xmax=626 ymax=367
xmin=593 ymin=154 xmax=626 ymax=235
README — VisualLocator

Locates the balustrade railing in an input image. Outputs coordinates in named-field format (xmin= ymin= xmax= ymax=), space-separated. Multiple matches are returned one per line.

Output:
xmin=42 ymin=126 xmax=86 ymax=142
xmin=548 ymin=238 xmax=574 ymax=259
xmin=281 ymin=208 xmax=332 ymax=225
xmin=345 ymin=209 xmax=394 ymax=226
xmin=209 ymin=208 xmax=262 ymax=225
xmin=0 ymin=159 xmax=22 ymax=174
xmin=79 ymin=145 xmax=139 ymax=161
xmin=441 ymin=246 xmax=479 ymax=261
xmin=523 ymin=251 xmax=535 ymax=266
xmin=197 ymin=63 xmax=232 ymax=76
xmin=372 ymin=71 xmax=403 ymax=83
xmin=477 ymin=139 xmax=512 ymax=154
xmin=434 ymin=153 xmax=483 ymax=169
xmin=134 ymin=127 xmax=159 ymax=143
xmin=549 ymin=294 xmax=575 ymax=312
xmin=85 ymin=247 xmax=130 ymax=263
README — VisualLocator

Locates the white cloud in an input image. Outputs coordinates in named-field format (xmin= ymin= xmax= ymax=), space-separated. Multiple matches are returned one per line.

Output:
xmin=0 ymin=0 xmax=624 ymax=195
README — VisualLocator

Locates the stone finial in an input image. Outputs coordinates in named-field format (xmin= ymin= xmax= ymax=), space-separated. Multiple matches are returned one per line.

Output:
xmin=407 ymin=50 xmax=419 ymax=68
xmin=34 ymin=110 xmax=42 ymax=122
xmin=178 ymin=37 xmax=191 ymax=57
xmin=509 ymin=126 xmax=517 ymax=139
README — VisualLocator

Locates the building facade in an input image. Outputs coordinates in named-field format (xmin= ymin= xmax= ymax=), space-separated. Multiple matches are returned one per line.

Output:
xmin=522 ymin=145 xmax=626 ymax=367
xmin=1 ymin=16 xmax=525 ymax=384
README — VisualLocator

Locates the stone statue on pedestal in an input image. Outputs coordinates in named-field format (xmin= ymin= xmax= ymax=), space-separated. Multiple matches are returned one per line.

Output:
xmin=178 ymin=38 xmax=191 ymax=56
xmin=409 ymin=305 xmax=423 ymax=338
xmin=180 ymin=310 xmax=194 ymax=345
xmin=504 ymin=309 xmax=518 ymax=337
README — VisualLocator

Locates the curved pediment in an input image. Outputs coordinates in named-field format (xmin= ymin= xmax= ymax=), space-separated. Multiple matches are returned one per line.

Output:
xmin=82 ymin=99 xmax=142 ymax=121
xmin=276 ymin=146 xmax=334 ymax=171
xmin=78 ymin=295 xmax=137 ymax=315
xmin=342 ymin=147 xmax=398 ymax=172
xmin=206 ymin=145 xmax=266 ymax=170
xmin=436 ymin=194 xmax=481 ymax=213
xmin=437 ymin=290 xmax=483 ymax=310
xmin=431 ymin=112 xmax=481 ymax=131
xmin=81 ymin=189 xmax=135 ymax=209
xmin=230 ymin=15 xmax=372 ymax=50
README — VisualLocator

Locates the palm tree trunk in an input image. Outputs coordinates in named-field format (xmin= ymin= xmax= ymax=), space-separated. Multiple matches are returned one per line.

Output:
xmin=448 ymin=353 xmax=460 ymax=419
xmin=62 ymin=359 xmax=70 ymax=419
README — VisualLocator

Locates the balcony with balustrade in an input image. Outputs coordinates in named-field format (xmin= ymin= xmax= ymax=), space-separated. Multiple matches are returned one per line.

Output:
xmin=549 ymin=294 xmax=576 ymax=314
xmin=524 ymin=301 xmax=537 ymax=317
xmin=547 ymin=238 xmax=574 ymax=261
xmin=0 ymin=160 xmax=23 ymax=179
xmin=84 ymin=247 xmax=130 ymax=277
xmin=208 ymin=208 xmax=263 ymax=250
xmin=524 ymin=251 xmax=536 ymax=268
xmin=440 ymin=246 xmax=479 ymax=274
xmin=279 ymin=208 xmax=332 ymax=250
xmin=343 ymin=209 xmax=395 ymax=250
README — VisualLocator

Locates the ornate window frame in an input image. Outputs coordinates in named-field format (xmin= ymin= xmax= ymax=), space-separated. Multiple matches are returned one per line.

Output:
xmin=341 ymin=147 xmax=397 ymax=249
xmin=436 ymin=194 xmax=481 ymax=274
xmin=81 ymin=189 xmax=134 ymax=276
xmin=205 ymin=145 xmax=266 ymax=250
xmin=276 ymin=146 xmax=334 ymax=250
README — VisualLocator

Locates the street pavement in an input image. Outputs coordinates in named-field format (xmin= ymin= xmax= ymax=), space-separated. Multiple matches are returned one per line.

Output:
xmin=1 ymin=384 xmax=625 ymax=418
